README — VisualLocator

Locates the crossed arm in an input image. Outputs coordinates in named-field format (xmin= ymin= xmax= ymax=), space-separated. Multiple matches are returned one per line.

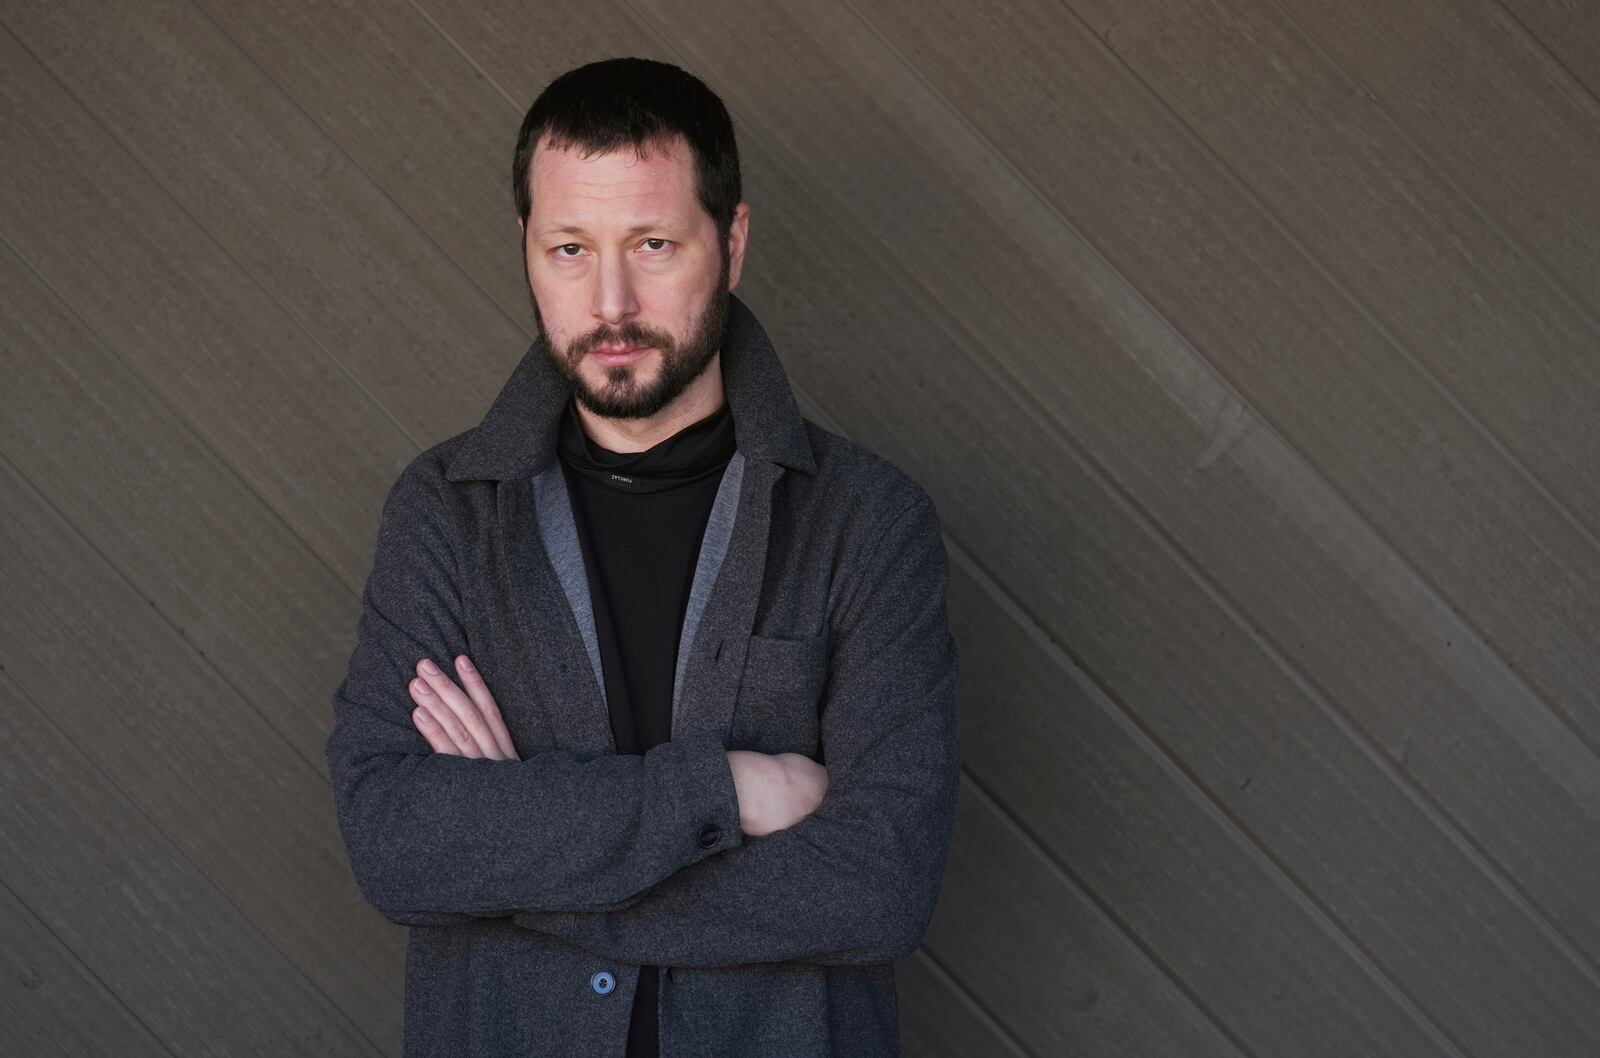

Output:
xmin=324 ymin=454 xmax=960 ymax=967
xmin=406 ymin=653 xmax=830 ymax=843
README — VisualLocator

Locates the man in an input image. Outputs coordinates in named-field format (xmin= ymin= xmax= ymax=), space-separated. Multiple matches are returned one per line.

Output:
xmin=325 ymin=56 xmax=961 ymax=1057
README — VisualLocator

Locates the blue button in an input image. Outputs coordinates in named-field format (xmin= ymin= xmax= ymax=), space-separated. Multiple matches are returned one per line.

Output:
xmin=590 ymin=970 xmax=616 ymax=995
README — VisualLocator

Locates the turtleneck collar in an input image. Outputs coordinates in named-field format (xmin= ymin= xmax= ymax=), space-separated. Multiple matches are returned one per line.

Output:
xmin=557 ymin=393 xmax=735 ymax=494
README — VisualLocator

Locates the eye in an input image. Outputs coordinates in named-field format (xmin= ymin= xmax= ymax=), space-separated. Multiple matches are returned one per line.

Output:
xmin=640 ymin=238 xmax=671 ymax=253
xmin=552 ymin=243 xmax=583 ymax=259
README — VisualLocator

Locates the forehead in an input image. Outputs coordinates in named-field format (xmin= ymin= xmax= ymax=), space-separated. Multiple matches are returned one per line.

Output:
xmin=529 ymin=134 xmax=700 ymax=234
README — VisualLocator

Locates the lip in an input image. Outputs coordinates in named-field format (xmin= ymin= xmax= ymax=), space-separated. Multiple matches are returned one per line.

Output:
xmin=592 ymin=345 xmax=651 ymax=366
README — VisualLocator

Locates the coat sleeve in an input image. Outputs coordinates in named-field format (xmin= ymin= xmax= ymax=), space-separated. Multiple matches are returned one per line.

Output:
xmin=324 ymin=450 xmax=745 ymax=927
xmin=507 ymin=483 xmax=962 ymax=966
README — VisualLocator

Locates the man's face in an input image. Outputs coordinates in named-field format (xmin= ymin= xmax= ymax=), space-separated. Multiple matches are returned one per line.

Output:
xmin=519 ymin=132 xmax=747 ymax=421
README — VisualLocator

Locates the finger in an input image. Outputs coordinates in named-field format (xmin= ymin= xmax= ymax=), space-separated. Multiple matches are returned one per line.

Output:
xmin=454 ymin=655 xmax=519 ymax=761
xmin=410 ymin=704 xmax=458 ymax=754
xmin=417 ymin=659 xmax=505 ymax=758
xmin=413 ymin=661 xmax=496 ymax=758
xmin=409 ymin=676 xmax=478 ymax=757
xmin=453 ymin=655 xmax=515 ymax=759
xmin=414 ymin=665 xmax=494 ymax=758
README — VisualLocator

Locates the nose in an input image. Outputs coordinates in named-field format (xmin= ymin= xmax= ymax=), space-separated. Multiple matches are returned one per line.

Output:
xmin=590 ymin=248 xmax=640 ymax=330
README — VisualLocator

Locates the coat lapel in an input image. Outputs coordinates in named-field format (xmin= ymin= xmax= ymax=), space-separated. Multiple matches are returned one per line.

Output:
xmin=670 ymin=449 xmax=744 ymax=732
xmin=670 ymin=455 xmax=784 ymax=741
xmin=530 ymin=463 xmax=602 ymax=708
xmin=498 ymin=471 xmax=615 ymax=754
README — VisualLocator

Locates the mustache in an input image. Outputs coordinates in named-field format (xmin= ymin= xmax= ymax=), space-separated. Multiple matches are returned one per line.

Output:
xmin=576 ymin=328 xmax=671 ymax=357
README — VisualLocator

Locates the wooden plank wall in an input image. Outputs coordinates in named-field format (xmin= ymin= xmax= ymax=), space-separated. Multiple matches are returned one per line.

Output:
xmin=2 ymin=0 xmax=1596 ymax=1053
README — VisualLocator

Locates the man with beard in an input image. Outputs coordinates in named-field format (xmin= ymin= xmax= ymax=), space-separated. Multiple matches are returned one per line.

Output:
xmin=325 ymin=57 xmax=961 ymax=1057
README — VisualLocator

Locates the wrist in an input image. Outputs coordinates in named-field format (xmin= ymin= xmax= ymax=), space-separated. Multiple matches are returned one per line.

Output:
xmin=727 ymin=749 xmax=772 ymax=836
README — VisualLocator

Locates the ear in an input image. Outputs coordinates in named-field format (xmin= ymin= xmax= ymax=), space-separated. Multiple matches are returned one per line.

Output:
xmin=727 ymin=201 xmax=751 ymax=292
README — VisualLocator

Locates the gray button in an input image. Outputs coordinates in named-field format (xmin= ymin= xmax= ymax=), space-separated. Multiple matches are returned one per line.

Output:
xmin=698 ymin=823 xmax=721 ymax=848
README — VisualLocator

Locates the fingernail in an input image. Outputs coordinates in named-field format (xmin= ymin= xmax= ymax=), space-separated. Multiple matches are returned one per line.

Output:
xmin=416 ymin=709 xmax=433 ymax=723
xmin=457 ymin=656 xmax=474 ymax=673
xmin=414 ymin=680 xmax=432 ymax=695
xmin=421 ymin=659 xmax=439 ymax=675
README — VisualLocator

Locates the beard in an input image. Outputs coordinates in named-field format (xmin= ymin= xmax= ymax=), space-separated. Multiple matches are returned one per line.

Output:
xmin=525 ymin=241 xmax=731 ymax=421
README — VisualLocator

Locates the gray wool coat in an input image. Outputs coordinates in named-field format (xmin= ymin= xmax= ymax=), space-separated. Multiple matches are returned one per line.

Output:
xmin=324 ymin=291 xmax=962 ymax=1057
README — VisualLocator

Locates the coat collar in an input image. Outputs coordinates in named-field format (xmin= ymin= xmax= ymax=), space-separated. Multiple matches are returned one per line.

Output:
xmin=444 ymin=292 xmax=815 ymax=482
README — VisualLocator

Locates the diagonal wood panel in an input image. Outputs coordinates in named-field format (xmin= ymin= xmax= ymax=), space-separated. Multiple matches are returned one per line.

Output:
xmin=929 ymin=0 xmax=1600 ymax=963
xmin=0 ymin=0 xmax=527 ymax=517
xmin=895 ymin=949 xmax=1029 ymax=1058
xmin=0 ymin=881 xmax=171 ymax=1058
xmin=1274 ymin=0 xmax=1600 ymax=318
xmin=2 ymin=0 xmax=1595 ymax=1052
xmin=1076 ymin=0 xmax=1600 ymax=537
xmin=0 ymin=19 xmax=416 ymax=590
xmin=932 ymin=774 xmax=1248 ymax=1057
xmin=0 ymin=22 xmax=399 ymax=779
xmin=845 ymin=0 xmax=1600 ymax=761
xmin=1496 ymin=0 xmax=1600 ymax=104
xmin=0 ymin=241 xmax=406 ymax=1052
xmin=0 ymin=658 xmax=382 ymax=1057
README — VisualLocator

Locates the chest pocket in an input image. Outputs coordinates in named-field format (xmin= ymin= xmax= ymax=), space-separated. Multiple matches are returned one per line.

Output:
xmin=730 ymin=630 xmax=829 ymax=757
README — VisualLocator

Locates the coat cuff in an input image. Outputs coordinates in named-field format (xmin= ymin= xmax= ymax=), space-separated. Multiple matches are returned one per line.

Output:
xmin=661 ymin=729 xmax=745 ymax=861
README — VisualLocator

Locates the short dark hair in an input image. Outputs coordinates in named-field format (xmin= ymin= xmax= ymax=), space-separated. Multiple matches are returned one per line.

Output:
xmin=511 ymin=57 xmax=742 ymax=246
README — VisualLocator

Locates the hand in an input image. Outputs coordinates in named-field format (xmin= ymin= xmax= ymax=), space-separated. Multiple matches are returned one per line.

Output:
xmin=726 ymin=750 xmax=829 ymax=837
xmin=408 ymin=655 xmax=520 ymax=760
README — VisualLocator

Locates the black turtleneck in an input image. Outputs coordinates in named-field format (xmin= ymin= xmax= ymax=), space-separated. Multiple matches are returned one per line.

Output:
xmin=555 ymin=391 xmax=736 ymax=1058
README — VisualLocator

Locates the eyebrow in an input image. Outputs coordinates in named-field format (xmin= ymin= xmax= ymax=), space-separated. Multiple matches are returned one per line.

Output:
xmin=532 ymin=220 xmax=684 ymax=239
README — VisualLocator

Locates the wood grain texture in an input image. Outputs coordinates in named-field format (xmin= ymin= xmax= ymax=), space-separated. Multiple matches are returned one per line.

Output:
xmin=1273 ymin=0 xmax=1600 ymax=317
xmin=0 ymin=242 xmax=405 ymax=1052
xmin=0 ymin=881 xmax=170 ymax=1058
xmin=0 ymin=19 xmax=417 ymax=586
xmin=896 ymin=950 xmax=1028 ymax=1058
xmin=1495 ymin=0 xmax=1600 ymax=106
xmin=2 ymin=0 xmax=1596 ymax=1053
xmin=0 ymin=658 xmax=381 ymax=1057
